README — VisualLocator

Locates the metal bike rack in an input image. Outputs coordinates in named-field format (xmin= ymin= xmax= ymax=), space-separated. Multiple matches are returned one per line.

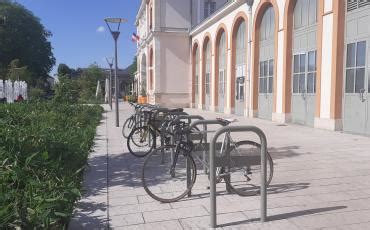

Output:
xmin=186 ymin=120 xmax=227 ymax=197
xmin=209 ymin=126 xmax=268 ymax=228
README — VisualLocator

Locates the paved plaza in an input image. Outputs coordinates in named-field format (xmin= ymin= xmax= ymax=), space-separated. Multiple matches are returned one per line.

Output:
xmin=70 ymin=102 xmax=370 ymax=229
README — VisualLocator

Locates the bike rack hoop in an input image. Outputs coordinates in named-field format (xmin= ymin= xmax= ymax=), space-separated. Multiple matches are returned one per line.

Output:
xmin=209 ymin=125 xmax=268 ymax=228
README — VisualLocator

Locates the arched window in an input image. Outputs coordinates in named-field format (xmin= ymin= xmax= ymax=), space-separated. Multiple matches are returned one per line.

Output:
xmin=292 ymin=0 xmax=318 ymax=95
xmin=195 ymin=46 xmax=200 ymax=98
xmin=259 ymin=6 xmax=274 ymax=94
xmin=294 ymin=0 xmax=317 ymax=29
xmin=205 ymin=41 xmax=211 ymax=96
xmin=149 ymin=49 xmax=153 ymax=90
xmin=218 ymin=31 xmax=226 ymax=96
xmin=235 ymin=21 xmax=246 ymax=101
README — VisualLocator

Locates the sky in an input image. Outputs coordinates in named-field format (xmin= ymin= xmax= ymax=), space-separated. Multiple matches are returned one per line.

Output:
xmin=16 ymin=0 xmax=141 ymax=76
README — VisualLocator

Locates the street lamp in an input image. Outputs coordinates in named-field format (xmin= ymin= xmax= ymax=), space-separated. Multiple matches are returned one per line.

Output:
xmin=105 ymin=17 xmax=127 ymax=127
xmin=105 ymin=57 xmax=114 ymax=110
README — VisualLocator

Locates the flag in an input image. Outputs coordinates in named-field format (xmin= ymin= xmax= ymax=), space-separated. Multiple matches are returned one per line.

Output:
xmin=132 ymin=33 xmax=140 ymax=42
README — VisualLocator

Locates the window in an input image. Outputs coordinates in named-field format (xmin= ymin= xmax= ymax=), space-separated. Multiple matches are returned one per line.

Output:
xmin=204 ymin=0 xmax=216 ymax=18
xmin=149 ymin=6 xmax=153 ymax=30
xmin=195 ymin=48 xmax=199 ymax=95
xmin=236 ymin=21 xmax=246 ymax=66
xmin=293 ymin=51 xmax=317 ymax=94
xmin=206 ymin=73 xmax=210 ymax=94
xmin=345 ymin=41 xmax=367 ymax=93
xmin=260 ymin=7 xmax=274 ymax=41
xmin=205 ymin=41 xmax=211 ymax=95
xmin=219 ymin=32 xmax=226 ymax=96
xmin=219 ymin=70 xmax=225 ymax=95
xmin=259 ymin=59 xmax=274 ymax=94
xmin=347 ymin=0 xmax=370 ymax=12
xmin=236 ymin=77 xmax=245 ymax=100
xmin=294 ymin=0 xmax=318 ymax=29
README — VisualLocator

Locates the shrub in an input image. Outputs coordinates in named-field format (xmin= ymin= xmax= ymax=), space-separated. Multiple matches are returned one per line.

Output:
xmin=53 ymin=76 xmax=80 ymax=104
xmin=29 ymin=87 xmax=46 ymax=100
xmin=0 ymin=101 xmax=103 ymax=228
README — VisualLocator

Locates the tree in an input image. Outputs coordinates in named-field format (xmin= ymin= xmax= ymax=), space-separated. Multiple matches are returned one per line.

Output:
xmin=0 ymin=1 xmax=55 ymax=85
xmin=77 ymin=63 xmax=104 ymax=102
xmin=57 ymin=63 xmax=72 ymax=78
xmin=7 ymin=59 xmax=31 ymax=82
xmin=128 ymin=57 xmax=137 ymax=76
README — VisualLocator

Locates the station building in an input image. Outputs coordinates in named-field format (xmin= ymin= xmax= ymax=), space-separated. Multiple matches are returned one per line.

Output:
xmin=134 ymin=0 xmax=370 ymax=136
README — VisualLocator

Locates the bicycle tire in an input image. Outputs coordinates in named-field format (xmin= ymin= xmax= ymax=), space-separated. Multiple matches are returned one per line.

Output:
xmin=224 ymin=140 xmax=274 ymax=196
xmin=127 ymin=126 xmax=155 ymax=157
xmin=142 ymin=145 xmax=197 ymax=203
xmin=122 ymin=116 xmax=135 ymax=138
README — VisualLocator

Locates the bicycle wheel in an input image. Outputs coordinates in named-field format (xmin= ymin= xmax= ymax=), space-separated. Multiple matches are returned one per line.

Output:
xmin=224 ymin=140 xmax=273 ymax=196
xmin=127 ymin=126 xmax=155 ymax=157
xmin=122 ymin=116 xmax=135 ymax=138
xmin=142 ymin=145 xmax=197 ymax=203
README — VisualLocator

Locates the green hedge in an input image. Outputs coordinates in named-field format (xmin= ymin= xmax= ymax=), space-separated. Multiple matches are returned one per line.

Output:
xmin=0 ymin=102 xmax=103 ymax=228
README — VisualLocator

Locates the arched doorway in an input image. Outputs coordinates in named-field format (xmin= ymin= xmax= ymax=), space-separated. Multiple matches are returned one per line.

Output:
xmin=258 ymin=6 xmax=275 ymax=120
xmin=232 ymin=19 xmax=247 ymax=115
xmin=202 ymin=36 xmax=212 ymax=110
xmin=192 ymin=43 xmax=200 ymax=106
xmin=343 ymin=1 xmax=370 ymax=135
xmin=290 ymin=0 xmax=318 ymax=126
xmin=215 ymin=28 xmax=227 ymax=113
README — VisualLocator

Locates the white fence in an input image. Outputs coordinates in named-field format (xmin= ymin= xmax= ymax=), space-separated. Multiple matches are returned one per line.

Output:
xmin=0 ymin=80 xmax=28 ymax=103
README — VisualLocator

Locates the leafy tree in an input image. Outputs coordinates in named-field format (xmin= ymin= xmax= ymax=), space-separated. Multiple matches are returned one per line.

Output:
xmin=7 ymin=59 xmax=31 ymax=82
xmin=57 ymin=63 xmax=72 ymax=78
xmin=78 ymin=63 xmax=104 ymax=102
xmin=128 ymin=57 xmax=137 ymax=76
xmin=0 ymin=1 xmax=55 ymax=84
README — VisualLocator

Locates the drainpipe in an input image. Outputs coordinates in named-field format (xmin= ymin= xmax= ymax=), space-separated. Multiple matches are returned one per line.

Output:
xmin=246 ymin=0 xmax=254 ymax=117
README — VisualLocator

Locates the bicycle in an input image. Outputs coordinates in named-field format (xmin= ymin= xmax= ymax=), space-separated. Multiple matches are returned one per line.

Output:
xmin=141 ymin=118 xmax=274 ymax=203
xmin=122 ymin=103 xmax=158 ymax=138
xmin=127 ymin=108 xmax=185 ymax=157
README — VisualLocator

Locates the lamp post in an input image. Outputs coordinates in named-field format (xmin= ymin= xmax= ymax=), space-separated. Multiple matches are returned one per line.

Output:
xmin=105 ymin=57 xmax=114 ymax=110
xmin=246 ymin=0 xmax=254 ymax=117
xmin=105 ymin=17 xmax=127 ymax=127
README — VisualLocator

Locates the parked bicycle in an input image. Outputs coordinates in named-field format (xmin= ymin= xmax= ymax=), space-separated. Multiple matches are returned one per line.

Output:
xmin=141 ymin=118 xmax=274 ymax=203
xmin=126 ymin=107 xmax=186 ymax=157
xmin=122 ymin=102 xmax=158 ymax=138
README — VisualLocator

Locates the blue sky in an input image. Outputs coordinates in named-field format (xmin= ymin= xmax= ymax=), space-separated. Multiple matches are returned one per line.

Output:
xmin=16 ymin=0 xmax=141 ymax=75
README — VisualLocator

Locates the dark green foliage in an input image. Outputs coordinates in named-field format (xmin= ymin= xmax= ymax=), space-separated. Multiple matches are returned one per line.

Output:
xmin=128 ymin=57 xmax=137 ymax=76
xmin=0 ymin=1 xmax=55 ymax=85
xmin=57 ymin=64 xmax=72 ymax=78
xmin=0 ymin=101 xmax=103 ymax=228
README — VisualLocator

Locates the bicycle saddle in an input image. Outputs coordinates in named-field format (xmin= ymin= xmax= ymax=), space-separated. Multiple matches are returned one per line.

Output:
xmin=216 ymin=117 xmax=238 ymax=126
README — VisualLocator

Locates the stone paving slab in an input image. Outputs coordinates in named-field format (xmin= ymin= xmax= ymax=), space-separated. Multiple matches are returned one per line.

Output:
xmin=70 ymin=102 xmax=370 ymax=229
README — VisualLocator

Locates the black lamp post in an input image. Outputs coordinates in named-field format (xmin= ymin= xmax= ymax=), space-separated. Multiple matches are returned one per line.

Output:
xmin=104 ymin=17 xmax=127 ymax=127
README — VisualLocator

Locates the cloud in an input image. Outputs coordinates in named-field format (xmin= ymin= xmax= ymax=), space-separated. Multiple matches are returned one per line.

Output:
xmin=96 ymin=26 xmax=105 ymax=33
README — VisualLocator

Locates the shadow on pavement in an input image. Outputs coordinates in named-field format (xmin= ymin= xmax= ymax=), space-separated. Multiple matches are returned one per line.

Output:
xmin=68 ymin=201 xmax=108 ymax=229
xmin=219 ymin=205 xmax=347 ymax=227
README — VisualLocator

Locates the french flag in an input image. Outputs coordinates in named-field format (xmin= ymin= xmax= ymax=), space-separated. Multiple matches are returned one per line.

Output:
xmin=132 ymin=32 xmax=140 ymax=42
